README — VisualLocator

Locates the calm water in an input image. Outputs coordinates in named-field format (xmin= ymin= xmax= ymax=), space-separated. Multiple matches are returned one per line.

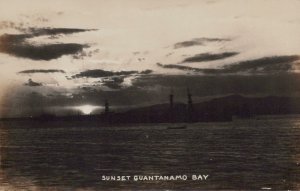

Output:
xmin=1 ymin=118 xmax=300 ymax=190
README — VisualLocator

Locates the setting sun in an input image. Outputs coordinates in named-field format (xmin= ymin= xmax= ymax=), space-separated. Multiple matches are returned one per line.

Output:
xmin=75 ymin=105 xmax=100 ymax=115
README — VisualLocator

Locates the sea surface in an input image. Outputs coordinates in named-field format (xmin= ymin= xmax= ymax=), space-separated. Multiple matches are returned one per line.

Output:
xmin=1 ymin=117 xmax=300 ymax=190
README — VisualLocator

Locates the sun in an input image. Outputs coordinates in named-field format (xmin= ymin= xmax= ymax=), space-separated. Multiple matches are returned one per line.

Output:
xmin=75 ymin=105 xmax=100 ymax=115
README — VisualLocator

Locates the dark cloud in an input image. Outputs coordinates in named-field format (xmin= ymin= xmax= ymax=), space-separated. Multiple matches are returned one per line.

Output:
xmin=72 ymin=49 xmax=100 ymax=60
xmin=158 ymin=55 xmax=300 ymax=74
xmin=222 ymin=55 xmax=299 ymax=73
xmin=26 ymin=27 xmax=95 ymax=36
xmin=72 ymin=69 xmax=153 ymax=78
xmin=24 ymin=79 xmax=42 ymax=86
xmin=102 ymin=77 xmax=124 ymax=89
xmin=100 ymin=71 xmax=151 ymax=89
xmin=174 ymin=37 xmax=230 ymax=49
xmin=182 ymin=52 xmax=239 ymax=63
xmin=157 ymin=63 xmax=223 ymax=74
xmin=140 ymin=69 xmax=153 ymax=74
xmin=0 ymin=27 xmax=94 ymax=60
xmin=0 ymin=40 xmax=88 ymax=60
xmin=18 ymin=69 xmax=66 ymax=74
xmin=67 ymin=69 xmax=152 ymax=91
xmin=72 ymin=69 xmax=138 ymax=78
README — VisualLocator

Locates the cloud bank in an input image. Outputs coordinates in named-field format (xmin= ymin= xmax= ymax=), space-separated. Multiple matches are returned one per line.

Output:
xmin=182 ymin=52 xmax=239 ymax=63
xmin=72 ymin=69 xmax=152 ymax=78
xmin=158 ymin=55 xmax=300 ymax=74
xmin=18 ymin=69 xmax=66 ymax=74
xmin=0 ymin=27 xmax=93 ymax=60
xmin=174 ymin=37 xmax=230 ymax=49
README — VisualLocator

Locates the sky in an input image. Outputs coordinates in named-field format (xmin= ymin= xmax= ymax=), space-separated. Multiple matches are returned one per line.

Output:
xmin=0 ymin=0 xmax=300 ymax=117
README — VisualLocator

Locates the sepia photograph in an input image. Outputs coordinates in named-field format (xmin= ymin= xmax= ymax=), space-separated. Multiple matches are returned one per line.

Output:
xmin=0 ymin=0 xmax=300 ymax=190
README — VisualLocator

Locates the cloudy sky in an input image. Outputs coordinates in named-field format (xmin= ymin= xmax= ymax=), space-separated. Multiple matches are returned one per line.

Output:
xmin=1 ymin=0 xmax=300 ymax=117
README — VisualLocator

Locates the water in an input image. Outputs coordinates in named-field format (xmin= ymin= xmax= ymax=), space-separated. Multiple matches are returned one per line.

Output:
xmin=1 ymin=118 xmax=300 ymax=190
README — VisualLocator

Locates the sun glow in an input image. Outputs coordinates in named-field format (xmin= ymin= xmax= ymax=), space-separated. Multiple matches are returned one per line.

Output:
xmin=75 ymin=105 xmax=100 ymax=115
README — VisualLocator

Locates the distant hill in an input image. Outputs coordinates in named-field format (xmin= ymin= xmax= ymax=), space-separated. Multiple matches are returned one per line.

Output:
xmin=106 ymin=94 xmax=300 ymax=123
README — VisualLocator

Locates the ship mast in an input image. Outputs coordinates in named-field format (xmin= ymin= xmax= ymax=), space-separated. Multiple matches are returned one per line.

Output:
xmin=187 ymin=87 xmax=193 ymax=122
xmin=105 ymin=99 xmax=109 ymax=114
xmin=169 ymin=88 xmax=174 ymax=110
